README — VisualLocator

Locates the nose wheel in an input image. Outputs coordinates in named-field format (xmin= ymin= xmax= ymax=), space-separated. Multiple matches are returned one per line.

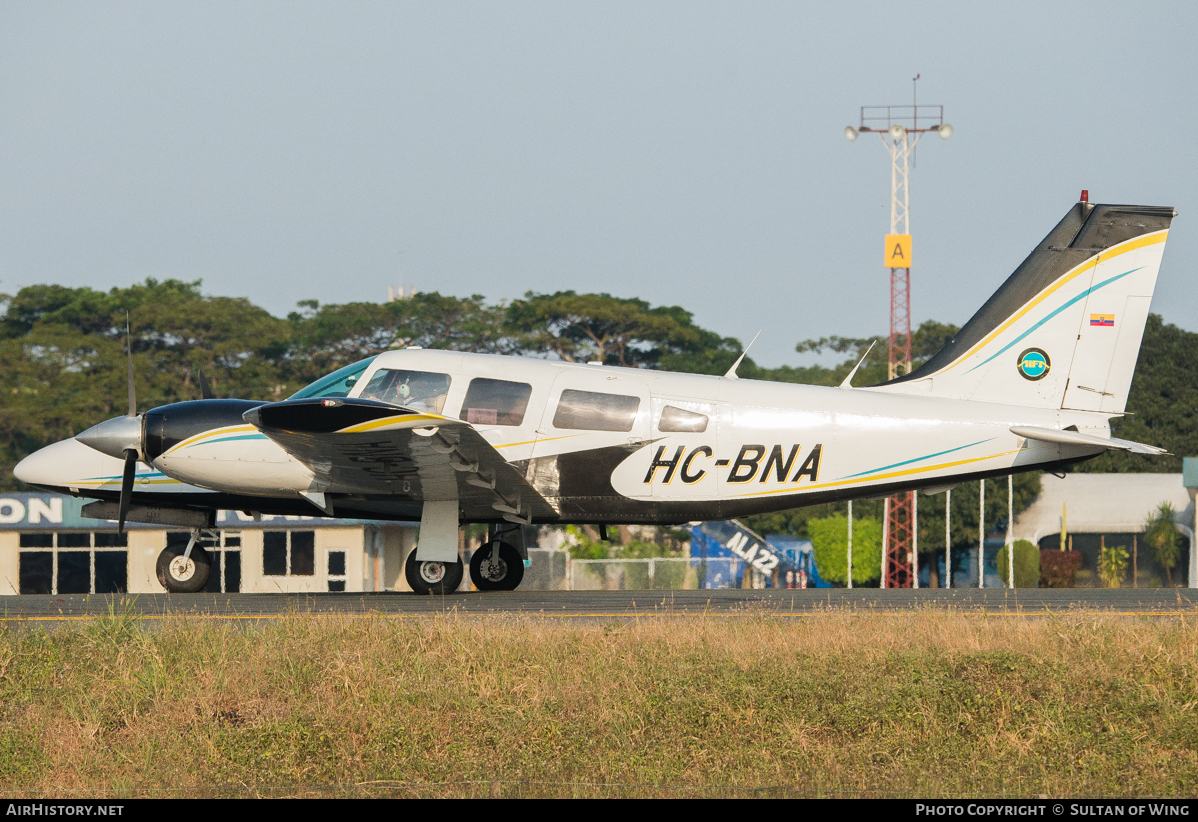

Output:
xmin=404 ymin=550 xmax=464 ymax=595
xmin=469 ymin=541 xmax=524 ymax=591
xmin=156 ymin=530 xmax=212 ymax=593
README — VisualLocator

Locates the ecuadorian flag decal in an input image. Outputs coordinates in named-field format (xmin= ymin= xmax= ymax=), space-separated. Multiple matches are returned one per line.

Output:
xmin=1090 ymin=314 xmax=1115 ymax=327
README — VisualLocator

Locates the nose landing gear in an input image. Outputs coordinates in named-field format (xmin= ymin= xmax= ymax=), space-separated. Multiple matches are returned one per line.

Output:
xmin=156 ymin=529 xmax=213 ymax=593
xmin=469 ymin=540 xmax=524 ymax=591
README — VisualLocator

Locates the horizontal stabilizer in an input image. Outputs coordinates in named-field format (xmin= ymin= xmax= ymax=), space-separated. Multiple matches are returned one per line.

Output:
xmin=1010 ymin=425 xmax=1168 ymax=455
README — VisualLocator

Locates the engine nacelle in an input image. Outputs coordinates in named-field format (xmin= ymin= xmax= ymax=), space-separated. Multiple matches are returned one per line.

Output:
xmin=145 ymin=400 xmax=316 ymax=495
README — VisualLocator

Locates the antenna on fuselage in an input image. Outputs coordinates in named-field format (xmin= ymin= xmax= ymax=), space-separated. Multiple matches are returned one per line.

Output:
xmin=838 ymin=340 xmax=877 ymax=390
xmin=723 ymin=330 xmax=762 ymax=380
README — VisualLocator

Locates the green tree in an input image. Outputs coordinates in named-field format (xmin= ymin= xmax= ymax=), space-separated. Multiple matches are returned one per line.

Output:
xmin=1074 ymin=315 xmax=1198 ymax=473
xmin=1144 ymin=501 xmax=1182 ymax=586
xmin=996 ymin=539 xmax=1041 ymax=588
xmin=505 ymin=291 xmax=703 ymax=367
xmin=808 ymin=514 xmax=882 ymax=586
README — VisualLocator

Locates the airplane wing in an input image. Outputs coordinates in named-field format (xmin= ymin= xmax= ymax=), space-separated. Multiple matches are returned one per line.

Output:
xmin=1010 ymin=426 xmax=1168 ymax=456
xmin=243 ymin=397 xmax=558 ymax=523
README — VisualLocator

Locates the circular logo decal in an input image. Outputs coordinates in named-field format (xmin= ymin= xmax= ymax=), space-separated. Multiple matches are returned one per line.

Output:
xmin=1017 ymin=348 xmax=1051 ymax=381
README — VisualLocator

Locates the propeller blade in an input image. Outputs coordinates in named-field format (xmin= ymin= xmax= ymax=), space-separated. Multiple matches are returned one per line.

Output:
xmin=117 ymin=448 xmax=137 ymax=535
xmin=198 ymin=369 xmax=214 ymax=400
xmin=125 ymin=313 xmax=136 ymax=417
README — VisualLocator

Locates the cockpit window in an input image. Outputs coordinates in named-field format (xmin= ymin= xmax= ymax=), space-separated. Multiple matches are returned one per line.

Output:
xmin=359 ymin=369 xmax=452 ymax=413
xmin=658 ymin=405 xmax=708 ymax=433
xmin=289 ymin=357 xmax=377 ymax=400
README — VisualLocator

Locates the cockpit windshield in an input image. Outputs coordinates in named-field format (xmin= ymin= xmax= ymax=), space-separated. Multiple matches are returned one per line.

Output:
xmin=288 ymin=357 xmax=378 ymax=400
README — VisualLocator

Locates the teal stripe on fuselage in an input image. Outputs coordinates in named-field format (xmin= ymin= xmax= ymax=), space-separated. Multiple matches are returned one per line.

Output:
xmin=183 ymin=433 xmax=269 ymax=448
xmin=839 ymin=438 xmax=994 ymax=480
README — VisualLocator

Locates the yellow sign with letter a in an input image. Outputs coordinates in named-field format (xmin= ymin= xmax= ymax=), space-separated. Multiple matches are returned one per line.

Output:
xmin=885 ymin=234 xmax=912 ymax=269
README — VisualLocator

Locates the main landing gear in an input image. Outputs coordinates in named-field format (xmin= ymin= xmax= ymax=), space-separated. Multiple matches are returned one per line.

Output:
xmin=405 ymin=550 xmax=464 ymax=595
xmin=469 ymin=540 xmax=524 ymax=591
xmin=156 ymin=529 xmax=213 ymax=593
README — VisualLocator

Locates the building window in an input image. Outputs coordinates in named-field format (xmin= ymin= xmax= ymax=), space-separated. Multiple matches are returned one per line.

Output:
xmin=57 ymin=552 xmax=90 ymax=594
xmin=328 ymin=550 xmax=347 ymax=592
xmin=263 ymin=531 xmax=317 ymax=577
xmin=553 ymin=390 xmax=641 ymax=432
xmin=95 ymin=552 xmax=128 ymax=594
xmin=17 ymin=533 xmax=129 ymax=595
xmin=18 ymin=553 xmax=52 ymax=595
xmin=459 ymin=378 xmax=533 ymax=426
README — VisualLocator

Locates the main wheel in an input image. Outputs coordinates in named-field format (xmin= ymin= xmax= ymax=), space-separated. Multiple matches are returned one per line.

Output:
xmin=405 ymin=550 xmax=464 ymax=595
xmin=156 ymin=544 xmax=211 ymax=593
xmin=469 ymin=541 xmax=524 ymax=591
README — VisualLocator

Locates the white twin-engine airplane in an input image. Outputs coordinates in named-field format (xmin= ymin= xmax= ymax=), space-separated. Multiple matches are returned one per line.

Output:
xmin=14 ymin=199 xmax=1176 ymax=594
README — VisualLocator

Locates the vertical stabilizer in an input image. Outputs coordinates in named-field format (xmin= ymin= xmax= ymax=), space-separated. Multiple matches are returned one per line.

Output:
xmin=875 ymin=201 xmax=1174 ymax=413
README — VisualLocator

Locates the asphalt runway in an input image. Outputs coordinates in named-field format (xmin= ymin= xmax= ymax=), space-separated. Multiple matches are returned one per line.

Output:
xmin=1 ymin=587 xmax=1196 ymax=622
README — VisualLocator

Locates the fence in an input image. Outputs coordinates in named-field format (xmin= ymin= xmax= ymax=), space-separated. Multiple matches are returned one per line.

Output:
xmin=566 ymin=557 xmax=744 ymax=591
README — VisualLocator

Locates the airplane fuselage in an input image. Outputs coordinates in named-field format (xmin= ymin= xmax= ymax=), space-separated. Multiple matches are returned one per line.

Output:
xmin=18 ymin=348 xmax=1110 ymax=525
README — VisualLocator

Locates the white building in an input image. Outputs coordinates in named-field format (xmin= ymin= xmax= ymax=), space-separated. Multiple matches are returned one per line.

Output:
xmin=0 ymin=492 xmax=417 ymax=595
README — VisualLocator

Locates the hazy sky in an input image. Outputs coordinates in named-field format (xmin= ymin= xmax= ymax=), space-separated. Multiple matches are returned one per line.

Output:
xmin=2 ymin=1 xmax=1194 ymax=367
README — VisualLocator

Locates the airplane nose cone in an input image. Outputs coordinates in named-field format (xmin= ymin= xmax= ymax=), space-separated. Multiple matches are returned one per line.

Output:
xmin=76 ymin=415 xmax=143 ymax=460
xmin=15 ymin=438 xmax=118 ymax=487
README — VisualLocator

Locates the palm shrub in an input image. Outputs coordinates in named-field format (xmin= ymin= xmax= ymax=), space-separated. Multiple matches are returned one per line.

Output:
xmin=996 ymin=539 xmax=1040 ymax=588
xmin=1144 ymin=502 xmax=1182 ymax=586
xmin=1098 ymin=542 xmax=1130 ymax=588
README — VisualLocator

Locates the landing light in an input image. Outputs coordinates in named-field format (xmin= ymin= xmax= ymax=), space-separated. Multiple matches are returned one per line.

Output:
xmin=938 ymin=123 xmax=954 ymax=139
xmin=888 ymin=124 xmax=906 ymax=140
xmin=844 ymin=126 xmax=858 ymax=141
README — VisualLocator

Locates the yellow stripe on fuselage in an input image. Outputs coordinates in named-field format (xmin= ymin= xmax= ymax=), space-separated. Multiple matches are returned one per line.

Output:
xmin=731 ymin=447 xmax=1026 ymax=499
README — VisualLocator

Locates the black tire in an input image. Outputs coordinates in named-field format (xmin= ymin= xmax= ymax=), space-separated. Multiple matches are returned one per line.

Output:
xmin=156 ymin=543 xmax=211 ymax=593
xmin=405 ymin=550 xmax=464 ymax=595
xmin=469 ymin=541 xmax=525 ymax=591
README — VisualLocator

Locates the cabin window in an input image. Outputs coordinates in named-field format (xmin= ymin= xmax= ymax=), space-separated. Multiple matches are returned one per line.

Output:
xmin=358 ymin=369 xmax=451 ymax=413
xmin=658 ymin=405 xmax=709 ymax=433
xmin=460 ymin=378 xmax=533 ymax=426
xmin=553 ymin=390 xmax=641 ymax=432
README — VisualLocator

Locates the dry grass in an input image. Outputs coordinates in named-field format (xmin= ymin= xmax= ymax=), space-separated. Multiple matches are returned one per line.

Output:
xmin=0 ymin=607 xmax=1196 ymax=797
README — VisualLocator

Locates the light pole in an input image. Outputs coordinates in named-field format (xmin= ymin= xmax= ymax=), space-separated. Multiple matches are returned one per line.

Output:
xmin=845 ymin=79 xmax=952 ymax=589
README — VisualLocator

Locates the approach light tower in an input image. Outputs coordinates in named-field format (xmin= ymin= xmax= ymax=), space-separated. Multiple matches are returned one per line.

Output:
xmin=845 ymin=77 xmax=952 ymax=589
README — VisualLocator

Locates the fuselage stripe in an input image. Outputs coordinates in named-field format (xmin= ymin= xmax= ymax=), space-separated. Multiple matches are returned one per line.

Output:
xmin=964 ymin=268 xmax=1139 ymax=374
xmin=732 ymin=447 xmax=1025 ymax=498
xmin=940 ymin=230 xmax=1167 ymax=376
xmin=839 ymin=437 xmax=995 ymax=479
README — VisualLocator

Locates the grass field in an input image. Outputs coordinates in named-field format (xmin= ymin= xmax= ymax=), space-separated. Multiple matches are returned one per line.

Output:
xmin=0 ymin=608 xmax=1195 ymax=798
